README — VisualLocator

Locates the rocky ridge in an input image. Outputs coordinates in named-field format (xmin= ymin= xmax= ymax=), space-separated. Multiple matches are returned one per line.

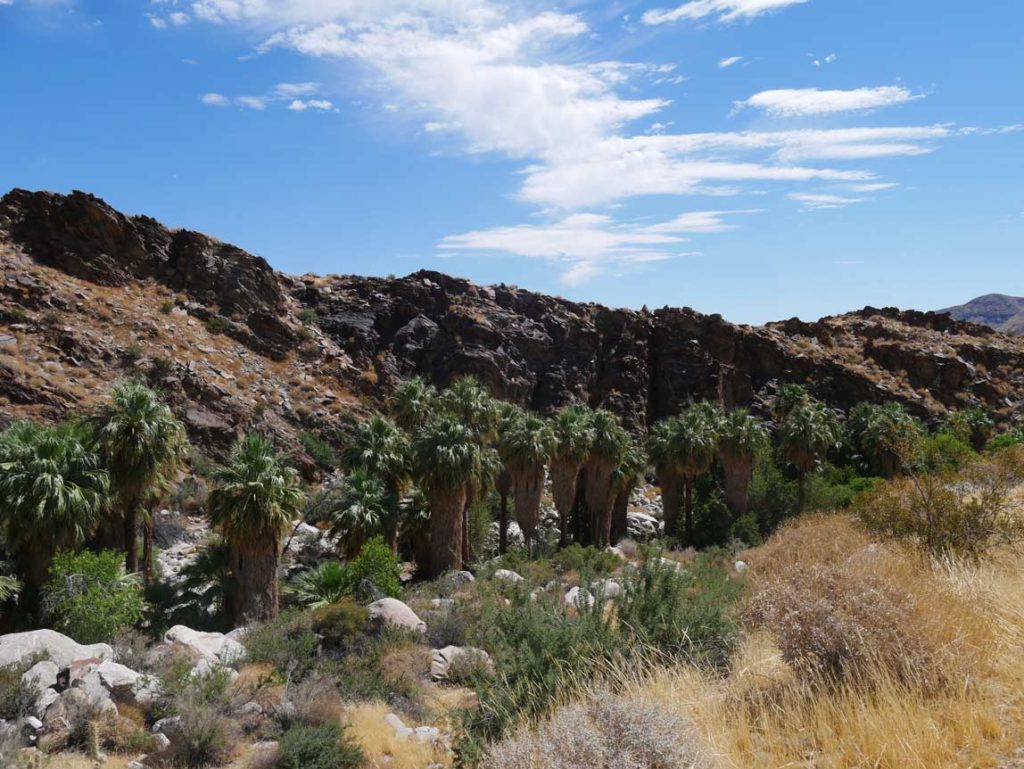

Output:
xmin=2 ymin=188 xmax=1023 ymax=460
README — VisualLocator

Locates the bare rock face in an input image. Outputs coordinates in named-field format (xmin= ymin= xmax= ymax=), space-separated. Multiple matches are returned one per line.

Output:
xmin=2 ymin=188 xmax=1023 ymax=457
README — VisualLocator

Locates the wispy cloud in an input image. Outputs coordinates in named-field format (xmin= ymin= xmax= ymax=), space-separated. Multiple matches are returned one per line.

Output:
xmin=643 ymin=0 xmax=809 ymax=26
xmin=439 ymin=210 xmax=757 ymax=283
xmin=737 ymin=85 xmax=923 ymax=117
xmin=718 ymin=55 xmax=744 ymax=68
xmin=789 ymin=192 xmax=866 ymax=209
xmin=199 ymin=82 xmax=335 ymax=111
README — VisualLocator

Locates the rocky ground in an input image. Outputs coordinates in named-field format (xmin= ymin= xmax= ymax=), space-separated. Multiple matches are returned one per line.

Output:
xmin=2 ymin=188 xmax=1023 ymax=461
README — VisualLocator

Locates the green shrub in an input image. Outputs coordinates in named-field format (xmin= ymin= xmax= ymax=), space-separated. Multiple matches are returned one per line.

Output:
xmin=550 ymin=544 xmax=621 ymax=577
xmin=747 ymin=446 xmax=798 ymax=534
xmin=312 ymin=599 xmax=368 ymax=650
xmin=921 ymin=432 xmax=975 ymax=473
xmin=301 ymin=431 xmax=337 ymax=469
xmin=298 ymin=308 xmax=319 ymax=326
xmin=160 ymin=300 xmax=175 ymax=314
xmin=204 ymin=315 xmax=228 ymax=334
xmin=0 ymin=663 xmax=36 ymax=720
xmin=278 ymin=722 xmax=365 ymax=769
xmin=43 ymin=550 xmax=147 ymax=644
xmin=347 ymin=536 xmax=402 ymax=600
xmin=245 ymin=610 xmax=320 ymax=679
xmin=616 ymin=549 xmax=741 ymax=666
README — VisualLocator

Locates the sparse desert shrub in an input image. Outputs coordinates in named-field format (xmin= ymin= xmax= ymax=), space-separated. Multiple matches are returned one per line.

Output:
xmin=298 ymin=308 xmax=318 ymax=325
xmin=111 ymin=627 xmax=151 ymax=671
xmin=245 ymin=610 xmax=320 ymax=680
xmin=855 ymin=445 xmax=1024 ymax=560
xmin=164 ymin=701 xmax=240 ymax=768
xmin=747 ymin=560 xmax=932 ymax=685
xmin=123 ymin=342 xmax=144 ymax=363
xmin=0 ymin=662 xmax=36 ymax=720
xmin=160 ymin=300 xmax=175 ymax=314
xmin=278 ymin=722 xmax=365 ymax=769
xmin=550 ymin=544 xmax=621 ymax=577
xmin=43 ymin=549 xmax=148 ymax=644
xmin=484 ymin=691 xmax=711 ymax=769
xmin=279 ymin=676 xmax=345 ymax=729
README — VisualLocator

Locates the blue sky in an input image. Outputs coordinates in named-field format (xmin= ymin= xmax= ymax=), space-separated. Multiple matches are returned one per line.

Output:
xmin=1 ymin=0 xmax=1021 ymax=324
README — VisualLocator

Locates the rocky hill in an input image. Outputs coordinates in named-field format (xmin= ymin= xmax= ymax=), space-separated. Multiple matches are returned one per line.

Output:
xmin=3 ymin=188 xmax=1023 ymax=460
xmin=941 ymin=293 xmax=1024 ymax=335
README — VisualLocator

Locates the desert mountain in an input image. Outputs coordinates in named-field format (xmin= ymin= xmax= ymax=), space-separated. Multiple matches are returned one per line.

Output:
xmin=941 ymin=294 xmax=1024 ymax=335
xmin=2 ymin=188 xmax=1023 ymax=461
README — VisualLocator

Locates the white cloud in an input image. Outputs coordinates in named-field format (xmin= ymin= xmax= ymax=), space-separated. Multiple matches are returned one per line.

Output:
xmin=200 ymin=92 xmax=229 ymax=106
xmin=643 ymin=0 xmax=809 ymax=26
xmin=201 ymin=82 xmax=333 ymax=112
xmin=789 ymin=192 xmax=866 ymax=209
xmin=439 ymin=209 xmax=756 ymax=283
xmin=849 ymin=182 xmax=898 ymax=192
xmin=737 ymin=86 xmax=923 ymax=117
xmin=718 ymin=56 xmax=744 ymax=68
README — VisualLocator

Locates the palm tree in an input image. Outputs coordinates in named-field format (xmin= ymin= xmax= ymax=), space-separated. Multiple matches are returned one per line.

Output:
xmin=391 ymin=377 xmax=438 ymax=432
xmin=89 ymin=381 xmax=187 ymax=582
xmin=411 ymin=416 xmax=481 ymax=577
xmin=327 ymin=469 xmax=389 ymax=559
xmin=647 ymin=418 xmax=684 ymax=539
xmin=208 ymin=435 xmax=306 ymax=624
xmin=780 ymin=401 xmax=840 ymax=510
xmin=584 ymin=410 xmax=629 ymax=547
xmin=848 ymin=402 xmax=920 ymax=477
xmin=771 ymin=382 xmax=809 ymax=422
xmin=675 ymin=403 xmax=722 ymax=545
xmin=718 ymin=409 xmax=768 ymax=514
xmin=610 ymin=441 xmax=646 ymax=544
xmin=289 ymin=561 xmax=350 ymax=609
xmin=438 ymin=377 xmax=499 ymax=564
xmin=0 ymin=421 xmax=109 ymax=613
xmin=342 ymin=416 xmax=410 ymax=552
xmin=499 ymin=412 xmax=556 ymax=551
xmin=549 ymin=405 xmax=593 ymax=547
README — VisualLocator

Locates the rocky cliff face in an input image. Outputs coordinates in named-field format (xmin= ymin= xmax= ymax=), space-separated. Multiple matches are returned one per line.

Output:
xmin=2 ymin=188 xmax=1023 ymax=458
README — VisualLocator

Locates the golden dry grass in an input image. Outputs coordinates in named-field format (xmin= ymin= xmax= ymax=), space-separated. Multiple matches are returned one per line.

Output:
xmin=627 ymin=514 xmax=1024 ymax=769
xmin=345 ymin=702 xmax=451 ymax=769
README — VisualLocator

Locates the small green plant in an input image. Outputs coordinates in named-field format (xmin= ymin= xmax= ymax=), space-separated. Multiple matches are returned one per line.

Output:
xmin=205 ymin=315 xmax=229 ymax=334
xmin=43 ymin=550 xmax=147 ymax=644
xmin=301 ymin=431 xmax=337 ymax=469
xmin=160 ymin=300 xmax=175 ymax=314
xmin=550 ymin=544 xmax=621 ymax=576
xmin=278 ymin=722 xmax=365 ymax=769
xmin=122 ymin=342 xmax=144 ymax=363
xmin=0 ymin=663 xmax=36 ymax=720
xmin=312 ymin=598 xmax=367 ymax=650
xmin=245 ymin=610 xmax=320 ymax=679
xmin=298 ymin=308 xmax=318 ymax=326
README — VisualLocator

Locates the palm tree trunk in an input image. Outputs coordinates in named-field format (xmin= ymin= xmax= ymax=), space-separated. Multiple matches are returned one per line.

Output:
xmin=230 ymin=542 xmax=281 ymax=626
xmin=385 ymin=486 xmax=401 ymax=555
xmin=124 ymin=496 xmax=140 ymax=574
xmin=550 ymin=457 xmax=580 ymax=548
xmin=461 ymin=494 xmax=472 ymax=567
xmin=723 ymin=457 xmax=754 ymax=515
xmin=498 ymin=489 xmax=509 ymax=554
xmin=797 ymin=470 xmax=807 ymax=512
xmin=17 ymin=543 xmax=53 ymax=621
xmin=683 ymin=477 xmax=694 ymax=545
xmin=658 ymin=471 xmax=683 ymax=539
xmin=514 ymin=465 xmax=545 ymax=556
xmin=610 ymin=486 xmax=631 ymax=544
xmin=142 ymin=510 xmax=155 ymax=587
xmin=585 ymin=459 xmax=616 ymax=548
xmin=426 ymin=484 xmax=467 ymax=577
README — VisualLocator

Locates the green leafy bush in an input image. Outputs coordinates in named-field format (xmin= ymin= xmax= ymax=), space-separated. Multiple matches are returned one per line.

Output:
xmin=312 ymin=599 xmax=368 ymax=651
xmin=245 ymin=610 xmax=320 ymax=679
xmin=346 ymin=536 xmax=402 ymax=599
xmin=204 ymin=315 xmax=228 ymax=334
xmin=616 ymin=549 xmax=741 ymax=666
xmin=278 ymin=722 xmax=365 ymax=769
xmin=43 ymin=550 xmax=147 ymax=644
xmin=550 ymin=544 xmax=621 ymax=576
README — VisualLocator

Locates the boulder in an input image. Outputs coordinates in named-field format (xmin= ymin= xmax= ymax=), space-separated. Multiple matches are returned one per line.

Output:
xmin=95 ymin=660 xmax=160 ymax=707
xmin=443 ymin=571 xmax=475 ymax=590
xmin=430 ymin=646 xmax=491 ymax=680
xmin=0 ymin=629 xmax=112 ymax=668
xmin=163 ymin=625 xmax=245 ymax=665
xmin=367 ymin=598 xmax=427 ymax=635
xmin=591 ymin=579 xmax=622 ymax=600
xmin=733 ymin=560 xmax=749 ymax=574
xmin=492 ymin=569 xmax=524 ymax=583
xmin=564 ymin=586 xmax=594 ymax=609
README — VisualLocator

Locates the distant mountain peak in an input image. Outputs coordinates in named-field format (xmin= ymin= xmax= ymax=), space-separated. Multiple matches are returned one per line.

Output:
xmin=941 ymin=294 xmax=1024 ymax=335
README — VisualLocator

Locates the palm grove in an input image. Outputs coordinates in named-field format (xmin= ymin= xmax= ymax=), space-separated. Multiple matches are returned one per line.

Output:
xmin=0 ymin=372 xmax=1012 ymax=633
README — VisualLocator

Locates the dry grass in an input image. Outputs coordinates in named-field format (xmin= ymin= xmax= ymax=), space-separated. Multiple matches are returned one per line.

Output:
xmin=344 ymin=702 xmax=451 ymax=769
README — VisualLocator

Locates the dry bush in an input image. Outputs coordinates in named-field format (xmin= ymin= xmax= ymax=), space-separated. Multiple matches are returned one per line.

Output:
xmin=745 ymin=515 xmax=994 ymax=690
xmin=345 ymin=702 xmax=450 ymax=769
xmin=282 ymin=676 xmax=345 ymax=728
xmin=160 ymin=702 xmax=241 ymax=768
xmin=483 ymin=690 xmax=713 ymax=769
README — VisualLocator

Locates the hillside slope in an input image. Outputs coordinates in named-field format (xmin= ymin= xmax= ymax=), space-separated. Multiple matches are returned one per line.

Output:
xmin=2 ymin=188 xmax=1023 ymax=459
xmin=942 ymin=294 xmax=1024 ymax=335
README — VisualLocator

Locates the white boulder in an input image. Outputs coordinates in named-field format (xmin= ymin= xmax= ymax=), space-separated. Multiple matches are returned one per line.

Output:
xmin=492 ymin=569 xmax=524 ymax=583
xmin=430 ymin=646 xmax=491 ymax=680
xmin=163 ymin=626 xmax=245 ymax=665
xmin=367 ymin=598 xmax=427 ymax=634
xmin=0 ymin=630 xmax=112 ymax=668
